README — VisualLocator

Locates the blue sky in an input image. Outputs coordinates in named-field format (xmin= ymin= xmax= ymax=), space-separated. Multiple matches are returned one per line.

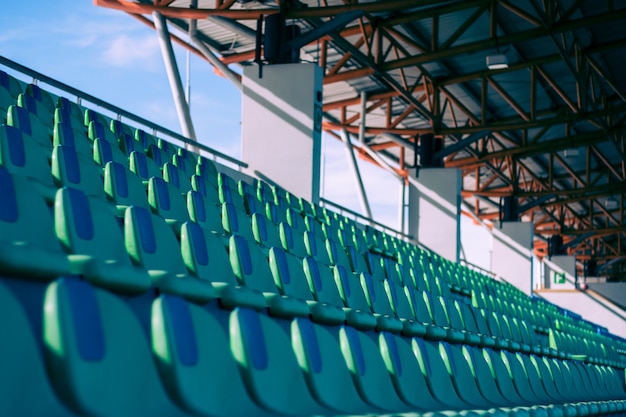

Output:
xmin=0 ymin=0 xmax=491 ymax=269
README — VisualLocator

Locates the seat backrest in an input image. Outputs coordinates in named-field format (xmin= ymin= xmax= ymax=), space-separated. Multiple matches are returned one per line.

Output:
xmin=302 ymin=257 xmax=344 ymax=307
xmin=229 ymin=234 xmax=279 ymax=293
xmin=186 ymin=190 xmax=224 ymax=235
xmin=269 ymin=247 xmax=314 ymax=301
xmin=148 ymin=176 xmax=189 ymax=223
xmin=51 ymin=145 xmax=105 ymax=200
xmin=0 ymin=124 xmax=53 ymax=188
xmin=103 ymin=161 xmax=149 ymax=210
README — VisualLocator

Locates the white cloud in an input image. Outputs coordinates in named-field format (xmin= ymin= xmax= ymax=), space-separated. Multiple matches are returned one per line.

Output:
xmin=101 ymin=34 xmax=160 ymax=68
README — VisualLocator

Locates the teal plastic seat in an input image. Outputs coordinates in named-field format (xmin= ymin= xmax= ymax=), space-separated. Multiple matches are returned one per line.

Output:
xmin=151 ymin=294 xmax=270 ymax=416
xmin=291 ymin=317 xmax=370 ymax=414
xmin=359 ymin=273 xmax=403 ymax=333
xmin=333 ymin=265 xmax=378 ymax=330
xmin=163 ymin=161 xmax=192 ymax=193
xmin=148 ymin=176 xmax=190 ymax=228
xmin=279 ymin=222 xmax=308 ymax=258
xmin=180 ymin=221 xmax=265 ymax=311
xmin=51 ymin=145 xmax=105 ymax=200
xmin=129 ymin=150 xmax=162 ymax=181
xmin=17 ymin=93 xmax=53 ymax=127
xmin=53 ymin=121 xmax=93 ymax=157
xmin=339 ymin=326 xmax=410 ymax=412
xmin=135 ymin=128 xmax=158 ymax=152
xmin=55 ymin=186 xmax=151 ymax=294
xmin=7 ymin=104 xmax=52 ymax=150
xmin=251 ymin=212 xmax=282 ymax=250
xmin=0 ymin=70 xmax=23 ymax=100
xmin=103 ymin=161 xmax=150 ymax=213
xmin=190 ymin=172 xmax=220 ymax=207
xmin=0 ymin=280 xmax=76 ymax=416
xmin=0 ymin=168 xmax=72 ymax=279
xmin=221 ymin=201 xmax=254 ymax=241
xmin=83 ymin=108 xmax=110 ymax=130
xmin=124 ymin=205 xmax=213 ymax=304
xmin=109 ymin=119 xmax=133 ymax=139
xmin=383 ymin=279 xmax=428 ymax=337
xmin=230 ymin=307 xmax=329 ymax=415
xmin=0 ymin=123 xmax=56 ymax=201
xmin=463 ymin=345 xmax=515 ymax=408
xmin=186 ymin=190 xmax=225 ymax=235
xmin=56 ymin=97 xmax=85 ymax=127
xmin=304 ymin=230 xmax=332 ymax=265
xmin=43 ymin=277 xmax=188 ymax=417
xmin=196 ymin=155 xmax=218 ymax=180
xmin=25 ymin=83 xmax=55 ymax=114
xmin=87 ymin=120 xmax=118 ymax=144
xmin=229 ymin=234 xmax=308 ymax=318
xmin=93 ymin=137 xmax=127 ymax=167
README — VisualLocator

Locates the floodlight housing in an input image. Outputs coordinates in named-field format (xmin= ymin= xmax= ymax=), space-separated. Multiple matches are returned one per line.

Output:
xmin=486 ymin=54 xmax=508 ymax=70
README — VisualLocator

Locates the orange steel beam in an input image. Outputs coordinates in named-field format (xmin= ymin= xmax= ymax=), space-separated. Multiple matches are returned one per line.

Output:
xmin=370 ymin=141 xmax=399 ymax=151
xmin=95 ymin=0 xmax=277 ymax=19
xmin=323 ymin=91 xmax=400 ymax=111
xmin=324 ymin=67 xmax=375 ymax=84
xmin=322 ymin=122 xmax=431 ymax=136
xmin=344 ymin=99 xmax=386 ymax=125
xmin=220 ymin=50 xmax=258 ymax=65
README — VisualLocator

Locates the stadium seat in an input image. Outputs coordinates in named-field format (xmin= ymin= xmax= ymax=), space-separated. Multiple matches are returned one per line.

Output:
xmin=124 ymin=205 xmax=213 ymax=304
xmin=53 ymin=121 xmax=93 ymax=157
xmin=221 ymin=201 xmax=254 ymax=241
xmin=304 ymin=230 xmax=332 ymax=265
xmin=280 ymin=222 xmax=308 ymax=258
xmin=25 ymin=83 xmax=55 ymax=114
xmin=301 ymin=257 xmax=347 ymax=325
xmin=0 ymin=69 xmax=23 ymax=100
xmin=229 ymin=234 xmax=309 ymax=318
xmin=87 ymin=120 xmax=118 ymax=144
xmin=51 ymin=145 xmax=105 ymax=200
xmin=229 ymin=307 xmax=330 ymax=415
xmin=7 ymin=104 xmax=52 ymax=149
xmin=339 ymin=326 xmax=410 ymax=412
xmin=148 ymin=176 xmax=190 ymax=229
xmin=129 ymin=150 xmax=162 ymax=181
xmin=0 ymin=168 xmax=72 ymax=279
xmin=93 ymin=137 xmax=127 ymax=167
xmin=110 ymin=119 xmax=133 ymax=139
xmin=186 ymin=190 xmax=225 ymax=235
xmin=291 ymin=317 xmax=373 ymax=414
xmin=56 ymin=97 xmax=84 ymax=127
xmin=0 ymin=279 xmax=76 ymax=416
xmin=103 ymin=161 xmax=150 ymax=213
xmin=0 ymin=123 xmax=56 ymax=200
xmin=43 ymin=277 xmax=188 ymax=417
xmin=17 ymin=93 xmax=54 ymax=127
xmin=151 ymin=294 xmax=270 ymax=416
xmin=135 ymin=128 xmax=158 ymax=152
xmin=54 ymin=186 xmax=151 ymax=294
xmin=164 ymin=160 xmax=192 ymax=193
xmin=251 ymin=212 xmax=282 ymax=250
xmin=180 ymin=221 xmax=264 ymax=311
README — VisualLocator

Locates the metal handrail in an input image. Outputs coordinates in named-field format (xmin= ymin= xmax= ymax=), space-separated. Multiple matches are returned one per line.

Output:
xmin=0 ymin=55 xmax=247 ymax=168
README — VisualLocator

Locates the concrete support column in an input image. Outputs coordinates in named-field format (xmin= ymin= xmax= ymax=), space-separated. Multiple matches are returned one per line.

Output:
xmin=491 ymin=222 xmax=534 ymax=295
xmin=407 ymin=167 xmax=461 ymax=262
xmin=242 ymin=63 xmax=323 ymax=202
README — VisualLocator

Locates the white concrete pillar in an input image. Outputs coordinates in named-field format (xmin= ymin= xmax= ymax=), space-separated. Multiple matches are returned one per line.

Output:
xmin=491 ymin=221 xmax=534 ymax=295
xmin=407 ymin=167 xmax=461 ymax=262
xmin=242 ymin=63 xmax=323 ymax=202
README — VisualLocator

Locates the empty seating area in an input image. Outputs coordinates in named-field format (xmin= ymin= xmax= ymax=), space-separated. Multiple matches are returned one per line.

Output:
xmin=2 ymin=67 xmax=626 ymax=417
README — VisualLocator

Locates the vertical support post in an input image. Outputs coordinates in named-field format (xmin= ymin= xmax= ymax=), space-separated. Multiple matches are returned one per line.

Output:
xmin=398 ymin=178 xmax=406 ymax=234
xmin=153 ymin=11 xmax=197 ymax=141
xmin=341 ymin=129 xmax=373 ymax=219
xmin=358 ymin=90 xmax=367 ymax=143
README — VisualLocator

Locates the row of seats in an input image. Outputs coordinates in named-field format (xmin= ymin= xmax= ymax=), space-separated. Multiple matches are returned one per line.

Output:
xmin=1 ymin=67 xmax=626 ymax=416
xmin=2 ymin=275 xmax=626 ymax=417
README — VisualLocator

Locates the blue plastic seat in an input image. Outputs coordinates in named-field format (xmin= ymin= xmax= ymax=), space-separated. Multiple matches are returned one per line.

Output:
xmin=51 ymin=145 xmax=105 ymax=200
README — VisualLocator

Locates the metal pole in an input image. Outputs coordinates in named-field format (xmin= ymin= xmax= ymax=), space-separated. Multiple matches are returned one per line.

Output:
xmin=341 ymin=129 xmax=373 ymax=219
xmin=398 ymin=178 xmax=406 ymax=233
xmin=153 ymin=11 xmax=197 ymax=141
xmin=358 ymin=90 xmax=366 ymax=143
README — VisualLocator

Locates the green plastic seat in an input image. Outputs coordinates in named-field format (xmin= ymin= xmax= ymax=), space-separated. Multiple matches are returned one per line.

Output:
xmin=0 ymin=87 xmax=13 ymax=124
xmin=7 ymin=104 xmax=52 ymax=150
xmin=291 ymin=317 xmax=371 ymax=414
xmin=51 ymin=145 xmax=105 ymax=200
xmin=17 ymin=93 xmax=54 ymax=127
xmin=378 ymin=332 xmax=448 ymax=412
xmin=0 ymin=123 xmax=56 ymax=201
xmin=93 ymin=137 xmax=127 ymax=167
xmin=270 ymin=249 xmax=345 ymax=325
xmin=186 ymin=190 xmax=225 ymax=235
xmin=151 ymin=294 xmax=270 ymax=416
xmin=87 ymin=120 xmax=118 ymax=144
xmin=0 ymin=70 xmax=23 ymax=100
xmin=333 ymin=265 xmax=378 ymax=331
xmin=103 ymin=161 xmax=150 ymax=213
xmin=109 ymin=119 xmax=133 ymax=139
xmin=0 ymin=168 xmax=72 ymax=279
xmin=54 ymin=186 xmax=151 ymax=294
xmin=304 ymin=230 xmax=332 ymax=265
xmin=463 ymin=345 xmax=515 ymax=408
xmin=190 ymin=172 xmax=220 ymax=207
xmin=83 ymin=108 xmax=110 ymax=130
xmin=148 ymin=176 xmax=190 ymax=228
xmin=124 ymin=205 xmax=213 ymax=304
xmin=129 ymin=150 xmax=162 ymax=181
xmin=339 ymin=326 xmax=410 ymax=412
xmin=134 ymin=128 xmax=158 ymax=153
xmin=302 ymin=257 xmax=349 ymax=325
xmin=163 ymin=161 xmax=192 ymax=193
xmin=218 ymin=175 xmax=246 ymax=212
xmin=279 ymin=222 xmax=308 ymax=258
xmin=221 ymin=201 xmax=254 ymax=241
xmin=180 ymin=221 xmax=264 ymax=311
xmin=229 ymin=234 xmax=308 ymax=318
xmin=0 ymin=280 xmax=76 ymax=416
xmin=25 ymin=83 xmax=55 ymax=114
xmin=43 ymin=277 xmax=187 ymax=417
xmin=56 ymin=97 xmax=85 ymax=127
xmin=230 ymin=307 xmax=329 ymax=415
xmin=359 ymin=273 xmax=403 ymax=333
xmin=53 ymin=121 xmax=93 ymax=157
xmin=383 ymin=279 xmax=428 ymax=337
xmin=251 ymin=212 xmax=282 ymax=249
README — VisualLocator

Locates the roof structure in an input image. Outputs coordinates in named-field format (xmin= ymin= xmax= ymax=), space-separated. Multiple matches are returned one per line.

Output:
xmin=95 ymin=0 xmax=626 ymax=280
